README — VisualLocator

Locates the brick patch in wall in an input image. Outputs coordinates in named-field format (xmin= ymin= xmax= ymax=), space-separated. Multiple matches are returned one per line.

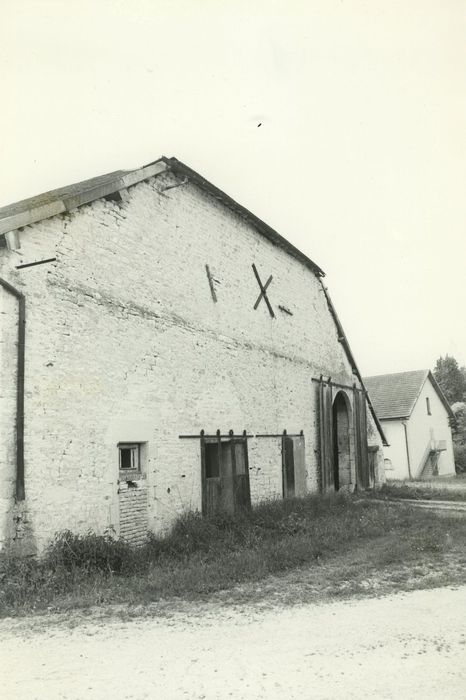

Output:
xmin=119 ymin=483 xmax=148 ymax=546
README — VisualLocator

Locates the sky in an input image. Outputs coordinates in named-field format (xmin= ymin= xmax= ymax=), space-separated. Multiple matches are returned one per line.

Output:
xmin=1 ymin=0 xmax=465 ymax=376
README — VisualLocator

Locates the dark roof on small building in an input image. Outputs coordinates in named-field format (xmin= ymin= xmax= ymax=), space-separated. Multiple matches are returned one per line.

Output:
xmin=364 ymin=369 xmax=455 ymax=422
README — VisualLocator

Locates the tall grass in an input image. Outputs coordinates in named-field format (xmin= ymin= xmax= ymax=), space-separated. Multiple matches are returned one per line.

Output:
xmin=0 ymin=493 xmax=463 ymax=616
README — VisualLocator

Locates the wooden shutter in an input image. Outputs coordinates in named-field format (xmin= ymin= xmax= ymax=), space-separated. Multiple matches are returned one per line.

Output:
xmin=202 ymin=438 xmax=251 ymax=516
xmin=292 ymin=435 xmax=306 ymax=497
xmin=282 ymin=436 xmax=295 ymax=497
xmin=318 ymin=379 xmax=334 ymax=492
xmin=368 ymin=446 xmax=379 ymax=488
xmin=354 ymin=390 xmax=370 ymax=489
xmin=233 ymin=439 xmax=251 ymax=512
xmin=282 ymin=435 xmax=306 ymax=498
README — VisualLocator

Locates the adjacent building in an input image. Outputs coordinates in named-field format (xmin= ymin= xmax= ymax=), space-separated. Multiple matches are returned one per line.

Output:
xmin=364 ymin=370 xmax=455 ymax=480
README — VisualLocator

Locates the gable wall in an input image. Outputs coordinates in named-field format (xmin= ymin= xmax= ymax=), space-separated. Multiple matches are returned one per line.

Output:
xmin=407 ymin=377 xmax=455 ymax=478
xmin=0 ymin=170 xmax=380 ymax=552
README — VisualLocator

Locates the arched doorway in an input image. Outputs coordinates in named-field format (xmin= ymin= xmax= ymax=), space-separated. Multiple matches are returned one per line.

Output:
xmin=332 ymin=391 xmax=352 ymax=491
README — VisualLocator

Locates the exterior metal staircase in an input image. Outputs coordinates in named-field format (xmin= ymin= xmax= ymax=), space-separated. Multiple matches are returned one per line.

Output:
xmin=417 ymin=439 xmax=447 ymax=479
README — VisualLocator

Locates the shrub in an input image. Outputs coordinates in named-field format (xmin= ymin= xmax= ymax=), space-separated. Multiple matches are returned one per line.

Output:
xmin=2 ymin=491 xmax=459 ymax=616
xmin=44 ymin=530 xmax=135 ymax=574
xmin=454 ymin=444 xmax=466 ymax=473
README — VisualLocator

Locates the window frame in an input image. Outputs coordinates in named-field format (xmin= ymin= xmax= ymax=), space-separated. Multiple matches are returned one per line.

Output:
xmin=426 ymin=397 xmax=432 ymax=416
xmin=118 ymin=442 xmax=142 ymax=480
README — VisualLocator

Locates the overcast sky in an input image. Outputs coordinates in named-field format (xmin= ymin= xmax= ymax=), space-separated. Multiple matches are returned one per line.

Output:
xmin=1 ymin=0 xmax=465 ymax=376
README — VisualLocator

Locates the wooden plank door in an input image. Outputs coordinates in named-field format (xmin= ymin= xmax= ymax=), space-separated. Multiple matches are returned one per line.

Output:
xmin=233 ymin=440 xmax=251 ymax=512
xmin=282 ymin=435 xmax=306 ymax=498
xmin=202 ymin=438 xmax=250 ymax=516
xmin=282 ymin=436 xmax=296 ymax=498
xmin=368 ymin=446 xmax=378 ymax=488
xmin=202 ymin=440 xmax=221 ymax=517
xmin=354 ymin=391 xmax=370 ymax=489
xmin=318 ymin=380 xmax=334 ymax=492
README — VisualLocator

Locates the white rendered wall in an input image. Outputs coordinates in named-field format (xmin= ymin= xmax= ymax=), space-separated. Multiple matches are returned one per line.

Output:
xmin=407 ymin=377 xmax=455 ymax=478
xmin=379 ymin=420 xmax=409 ymax=479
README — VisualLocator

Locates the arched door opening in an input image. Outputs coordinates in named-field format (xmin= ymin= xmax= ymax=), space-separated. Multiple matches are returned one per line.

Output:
xmin=332 ymin=391 xmax=352 ymax=491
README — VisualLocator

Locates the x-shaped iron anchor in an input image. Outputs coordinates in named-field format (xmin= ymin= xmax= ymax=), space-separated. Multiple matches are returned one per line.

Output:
xmin=252 ymin=263 xmax=275 ymax=318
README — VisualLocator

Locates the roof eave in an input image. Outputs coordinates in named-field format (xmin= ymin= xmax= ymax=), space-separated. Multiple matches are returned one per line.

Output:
xmin=161 ymin=157 xmax=326 ymax=279
xmin=378 ymin=415 xmax=410 ymax=422
xmin=427 ymin=371 xmax=456 ymax=422
xmin=0 ymin=161 xmax=167 ymax=238
xmin=319 ymin=282 xmax=388 ymax=446
xmin=407 ymin=369 xmax=430 ymax=418
xmin=0 ymin=156 xmax=325 ymax=280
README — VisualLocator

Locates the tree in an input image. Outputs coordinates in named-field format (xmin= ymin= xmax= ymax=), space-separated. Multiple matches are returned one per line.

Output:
xmin=433 ymin=355 xmax=466 ymax=405
xmin=452 ymin=403 xmax=466 ymax=472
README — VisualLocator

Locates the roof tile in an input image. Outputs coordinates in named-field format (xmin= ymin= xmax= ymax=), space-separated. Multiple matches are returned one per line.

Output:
xmin=363 ymin=370 xmax=429 ymax=420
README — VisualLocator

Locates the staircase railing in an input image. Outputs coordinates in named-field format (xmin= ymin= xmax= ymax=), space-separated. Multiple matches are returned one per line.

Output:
xmin=416 ymin=438 xmax=446 ymax=479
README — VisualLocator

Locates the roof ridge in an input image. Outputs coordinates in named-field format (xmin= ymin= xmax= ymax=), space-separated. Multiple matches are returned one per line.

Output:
xmin=0 ymin=156 xmax=326 ymax=278
xmin=364 ymin=368 xmax=429 ymax=379
xmin=364 ymin=369 xmax=433 ymax=420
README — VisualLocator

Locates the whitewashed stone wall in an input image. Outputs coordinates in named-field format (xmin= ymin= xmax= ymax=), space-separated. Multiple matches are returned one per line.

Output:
xmin=0 ymin=169 xmax=384 ymax=553
xmin=0 ymin=286 xmax=20 ymax=550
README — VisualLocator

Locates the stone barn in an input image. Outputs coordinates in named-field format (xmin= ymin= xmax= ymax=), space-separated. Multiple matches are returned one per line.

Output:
xmin=0 ymin=157 xmax=387 ymax=554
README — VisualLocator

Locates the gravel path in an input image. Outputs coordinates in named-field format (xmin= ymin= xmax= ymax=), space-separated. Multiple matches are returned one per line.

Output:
xmin=2 ymin=586 xmax=466 ymax=699
xmin=372 ymin=497 xmax=466 ymax=516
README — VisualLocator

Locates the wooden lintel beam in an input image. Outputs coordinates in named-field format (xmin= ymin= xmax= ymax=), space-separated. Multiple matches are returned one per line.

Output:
xmin=252 ymin=263 xmax=275 ymax=318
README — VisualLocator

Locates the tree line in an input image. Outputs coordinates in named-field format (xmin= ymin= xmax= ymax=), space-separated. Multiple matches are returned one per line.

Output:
xmin=434 ymin=355 xmax=466 ymax=471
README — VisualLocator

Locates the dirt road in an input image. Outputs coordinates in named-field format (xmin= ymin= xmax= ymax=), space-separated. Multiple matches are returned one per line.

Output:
xmin=2 ymin=586 xmax=466 ymax=699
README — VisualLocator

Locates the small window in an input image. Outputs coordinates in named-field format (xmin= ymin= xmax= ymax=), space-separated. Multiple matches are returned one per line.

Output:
xmin=384 ymin=458 xmax=394 ymax=471
xmin=426 ymin=397 xmax=431 ymax=415
xmin=118 ymin=443 xmax=142 ymax=478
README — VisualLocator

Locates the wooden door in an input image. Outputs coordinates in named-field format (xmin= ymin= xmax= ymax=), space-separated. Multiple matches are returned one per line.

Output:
xmin=282 ymin=435 xmax=306 ymax=498
xmin=354 ymin=391 xmax=370 ymax=489
xmin=318 ymin=380 xmax=334 ymax=492
xmin=282 ymin=436 xmax=296 ymax=498
xmin=368 ymin=446 xmax=378 ymax=487
xmin=202 ymin=438 xmax=251 ymax=516
xmin=232 ymin=440 xmax=251 ymax=512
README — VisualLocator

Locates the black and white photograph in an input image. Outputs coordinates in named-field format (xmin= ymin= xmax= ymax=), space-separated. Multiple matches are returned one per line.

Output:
xmin=1 ymin=1 xmax=465 ymax=698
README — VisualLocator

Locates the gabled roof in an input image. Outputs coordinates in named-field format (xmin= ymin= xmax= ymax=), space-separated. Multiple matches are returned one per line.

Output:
xmin=160 ymin=157 xmax=325 ymax=277
xmin=0 ymin=161 xmax=167 ymax=239
xmin=0 ymin=156 xmax=325 ymax=277
xmin=1 ymin=156 xmax=391 ymax=445
xmin=364 ymin=369 xmax=455 ymax=422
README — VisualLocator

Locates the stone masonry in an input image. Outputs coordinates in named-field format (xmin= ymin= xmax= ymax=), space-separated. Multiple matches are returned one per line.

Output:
xmin=0 ymin=163 xmax=385 ymax=554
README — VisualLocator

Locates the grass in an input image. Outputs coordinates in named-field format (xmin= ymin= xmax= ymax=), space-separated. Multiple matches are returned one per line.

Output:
xmin=1 ymin=493 xmax=466 ymax=618
xmin=372 ymin=480 xmax=466 ymax=502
